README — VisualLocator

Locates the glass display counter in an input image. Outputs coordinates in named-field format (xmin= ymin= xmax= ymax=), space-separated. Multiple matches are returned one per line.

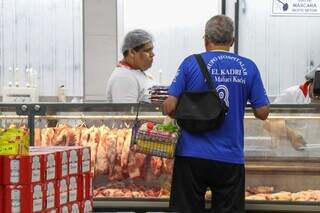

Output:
xmin=2 ymin=103 xmax=320 ymax=212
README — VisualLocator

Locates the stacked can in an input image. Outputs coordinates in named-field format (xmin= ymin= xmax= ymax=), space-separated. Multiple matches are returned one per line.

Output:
xmin=0 ymin=146 xmax=93 ymax=213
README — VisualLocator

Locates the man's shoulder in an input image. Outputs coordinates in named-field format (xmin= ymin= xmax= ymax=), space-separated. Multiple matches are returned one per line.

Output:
xmin=235 ymin=54 xmax=257 ymax=67
xmin=182 ymin=54 xmax=197 ymax=64
xmin=108 ymin=67 xmax=139 ymax=84
xmin=110 ymin=67 xmax=137 ymax=78
xmin=112 ymin=66 xmax=130 ymax=74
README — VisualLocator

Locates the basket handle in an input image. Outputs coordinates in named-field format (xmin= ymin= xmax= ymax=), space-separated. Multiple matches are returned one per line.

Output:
xmin=131 ymin=102 xmax=142 ymax=147
xmin=134 ymin=101 xmax=142 ymax=124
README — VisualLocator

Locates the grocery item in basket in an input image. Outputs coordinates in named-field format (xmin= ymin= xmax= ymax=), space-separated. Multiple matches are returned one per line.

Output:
xmin=0 ymin=127 xmax=29 ymax=155
xmin=133 ymin=119 xmax=179 ymax=158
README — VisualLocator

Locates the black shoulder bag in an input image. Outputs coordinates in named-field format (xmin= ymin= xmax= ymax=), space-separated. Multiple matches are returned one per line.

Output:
xmin=171 ymin=54 xmax=228 ymax=133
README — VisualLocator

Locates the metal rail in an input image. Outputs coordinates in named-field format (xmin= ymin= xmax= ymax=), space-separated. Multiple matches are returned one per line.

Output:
xmin=1 ymin=115 xmax=320 ymax=120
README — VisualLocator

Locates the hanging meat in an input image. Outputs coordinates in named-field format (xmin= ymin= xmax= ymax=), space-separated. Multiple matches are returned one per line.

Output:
xmin=95 ymin=126 xmax=110 ymax=175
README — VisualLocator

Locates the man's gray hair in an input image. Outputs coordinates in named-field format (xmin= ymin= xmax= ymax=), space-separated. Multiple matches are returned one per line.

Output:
xmin=205 ymin=15 xmax=234 ymax=44
xmin=121 ymin=29 xmax=153 ymax=54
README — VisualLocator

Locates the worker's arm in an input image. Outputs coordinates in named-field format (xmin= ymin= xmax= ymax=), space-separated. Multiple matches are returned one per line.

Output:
xmin=263 ymin=120 xmax=306 ymax=150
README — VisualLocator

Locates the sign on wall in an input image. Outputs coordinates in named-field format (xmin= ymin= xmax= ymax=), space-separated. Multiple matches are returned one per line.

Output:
xmin=272 ymin=0 xmax=320 ymax=16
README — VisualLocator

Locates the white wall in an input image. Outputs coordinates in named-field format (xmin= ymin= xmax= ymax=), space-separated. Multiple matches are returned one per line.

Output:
xmin=238 ymin=0 xmax=320 ymax=97
xmin=83 ymin=0 xmax=117 ymax=101
xmin=118 ymin=0 xmax=221 ymax=86
xmin=3 ymin=0 xmax=315 ymax=100
xmin=0 ymin=0 xmax=83 ymax=97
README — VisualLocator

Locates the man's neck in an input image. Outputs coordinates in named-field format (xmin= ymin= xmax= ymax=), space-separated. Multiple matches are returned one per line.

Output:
xmin=121 ymin=58 xmax=138 ymax=70
xmin=206 ymin=43 xmax=231 ymax=52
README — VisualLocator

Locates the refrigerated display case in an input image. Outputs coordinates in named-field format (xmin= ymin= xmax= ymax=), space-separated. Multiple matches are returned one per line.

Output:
xmin=2 ymin=103 xmax=320 ymax=212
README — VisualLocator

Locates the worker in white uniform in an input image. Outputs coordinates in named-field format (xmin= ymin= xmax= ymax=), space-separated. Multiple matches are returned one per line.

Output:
xmin=264 ymin=65 xmax=320 ymax=151
xmin=106 ymin=29 xmax=155 ymax=103
xmin=273 ymin=65 xmax=320 ymax=104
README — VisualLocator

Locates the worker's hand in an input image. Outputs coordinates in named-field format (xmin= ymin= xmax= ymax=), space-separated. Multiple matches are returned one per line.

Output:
xmin=162 ymin=96 xmax=178 ymax=116
xmin=263 ymin=119 xmax=287 ymax=137
xmin=290 ymin=134 xmax=307 ymax=151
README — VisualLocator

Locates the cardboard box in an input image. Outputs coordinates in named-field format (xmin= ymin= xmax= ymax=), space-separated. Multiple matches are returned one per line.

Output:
xmin=44 ymin=180 xmax=56 ymax=209
xmin=0 ymin=186 xmax=3 ymax=213
xmin=2 ymin=154 xmax=43 ymax=185
xmin=0 ymin=127 xmax=29 ymax=155
xmin=0 ymin=155 xmax=3 ymax=184
xmin=3 ymin=183 xmax=44 ymax=213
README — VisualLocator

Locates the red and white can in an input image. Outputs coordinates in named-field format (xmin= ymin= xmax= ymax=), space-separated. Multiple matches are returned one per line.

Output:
xmin=56 ymin=177 xmax=69 ymax=207
xmin=68 ymin=175 xmax=80 ymax=203
xmin=43 ymin=146 xmax=69 ymax=179
xmin=43 ymin=152 xmax=57 ymax=181
xmin=44 ymin=180 xmax=56 ymax=209
xmin=69 ymin=202 xmax=81 ymax=213
xmin=79 ymin=147 xmax=91 ymax=174
xmin=30 ymin=149 xmax=57 ymax=181
xmin=68 ymin=148 xmax=79 ymax=175
xmin=58 ymin=205 xmax=69 ymax=213
xmin=82 ymin=199 xmax=93 ymax=213
xmin=55 ymin=149 xmax=69 ymax=179
xmin=3 ymin=185 xmax=25 ymax=213
xmin=44 ymin=208 xmax=57 ymax=213
xmin=48 ymin=146 xmax=79 ymax=176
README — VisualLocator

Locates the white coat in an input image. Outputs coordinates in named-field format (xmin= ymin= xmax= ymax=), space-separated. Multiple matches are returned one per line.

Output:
xmin=273 ymin=85 xmax=311 ymax=104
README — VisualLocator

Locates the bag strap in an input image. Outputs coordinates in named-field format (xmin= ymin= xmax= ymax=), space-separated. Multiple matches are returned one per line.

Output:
xmin=194 ymin=54 xmax=216 ymax=90
xmin=194 ymin=54 xmax=229 ymax=111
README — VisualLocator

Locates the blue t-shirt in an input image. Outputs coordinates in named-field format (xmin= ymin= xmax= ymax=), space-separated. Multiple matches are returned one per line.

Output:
xmin=169 ymin=51 xmax=269 ymax=164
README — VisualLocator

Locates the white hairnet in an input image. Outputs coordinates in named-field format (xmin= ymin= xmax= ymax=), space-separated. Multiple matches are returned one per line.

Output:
xmin=305 ymin=64 xmax=320 ymax=81
xmin=121 ymin=29 xmax=153 ymax=54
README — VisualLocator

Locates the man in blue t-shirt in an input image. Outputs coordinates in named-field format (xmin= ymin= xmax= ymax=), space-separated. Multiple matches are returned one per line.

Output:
xmin=163 ymin=15 xmax=270 ymax=213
